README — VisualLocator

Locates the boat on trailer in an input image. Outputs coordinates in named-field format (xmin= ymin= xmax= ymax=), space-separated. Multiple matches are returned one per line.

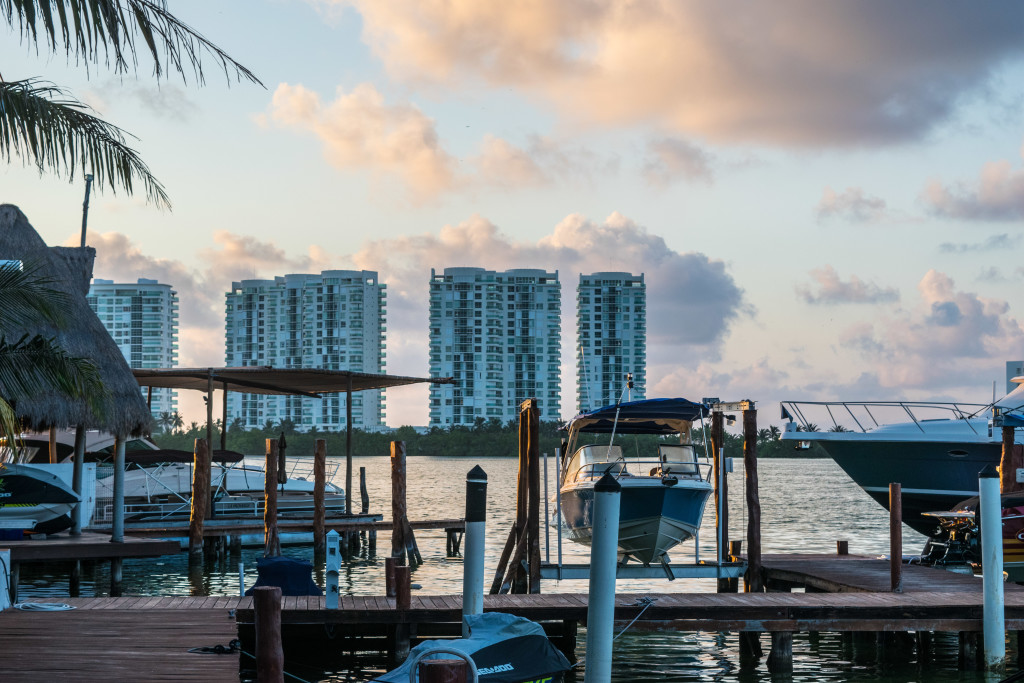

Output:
xmin=559 ymin=397 xmax=714 ymax=567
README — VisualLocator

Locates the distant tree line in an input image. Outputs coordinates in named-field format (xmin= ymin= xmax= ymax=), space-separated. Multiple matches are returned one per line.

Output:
xmin=151 ymin=412 xmax=827 ymax=459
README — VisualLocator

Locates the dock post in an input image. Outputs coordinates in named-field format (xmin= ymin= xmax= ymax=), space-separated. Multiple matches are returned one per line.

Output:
xmin=360 ymin=466 xmax=370 ymax=514
xmin=742 ymin=406 xmax=761 ymax=593
xmin=980 ymin=464 xmax=1006 ymax=670
xmin=254 ymin=585 xmax=284 ymax=682
xmin=111 ymin=435 xmax=126 ymax=543
xmin=110 ymin=557 xmax=123 ymax=597
xmin=1001 ymin=425 xmax=1022 ymax=493
xmin=889 ymin=482 xmax=902 ymax=592
xmin=314 ymin=439 xmax=327 ymax=561
xmin=767 ymin=631 xmax=793 ymax=674
xmin=385 ymin=556 xmax=397 ymax=597
xmin=190 ymin=438 xmax=211 ymax=564
xmin=712 ymin=410 xmax=730 ymax=593
xmin=584 ymin=473 xmax=621 ymax=683
xmin=391 ymin=441 xmax=408 ymax=565
xmin=395 ymin=565 xmax=411 ymax=610
xmin=265 ymin=439 xmax=281 ymax=557
xmin=326 ymin=529 xmax=340 ymax=608
xmin=71 ymin=425 xmax=86 ymax=535
xmin=463 ymin=465 xmax=488 ymax=637
xmin=526 ymin=401 xmax=541 ymax=594
xmin=837 ymin=540 xmax=849 ymax=555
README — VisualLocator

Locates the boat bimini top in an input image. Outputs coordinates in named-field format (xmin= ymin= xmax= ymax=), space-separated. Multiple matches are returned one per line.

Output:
xmin=565 ymin=397 xmax=709 ymax=437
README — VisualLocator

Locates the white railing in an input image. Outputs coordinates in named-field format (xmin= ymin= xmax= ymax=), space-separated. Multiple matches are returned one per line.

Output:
xmin=780 ymin=400 xmax=992 ymax=435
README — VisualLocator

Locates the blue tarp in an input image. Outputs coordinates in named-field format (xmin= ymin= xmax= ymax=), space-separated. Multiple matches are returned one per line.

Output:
xmin=567 ymin=397 xmax=709 ymax=434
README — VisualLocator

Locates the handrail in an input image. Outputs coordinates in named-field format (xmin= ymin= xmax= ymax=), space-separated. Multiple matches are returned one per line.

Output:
xmin=780 ymin=400 xmax=994 ymax=435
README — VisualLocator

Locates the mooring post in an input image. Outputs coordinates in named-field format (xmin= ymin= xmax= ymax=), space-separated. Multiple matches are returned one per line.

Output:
xmin=743 ymin=407 xmax=761 ymax=592
xmin=584 ymin=473 xmax=621 ymax=683
xmin=526 ymin=400 xmax=541 ymax=594
xmin=395 ymin=565 xmax=411 ymax=611
xmin=71 ymin=425 xmax=86 ymax=535
xmin=360 ymin=466 xmax=369 ymax=514
xmin=254 ymin=585 xmax=284 ymax=682
xmin=463 ymin=465 xmax=488 ymax=637
xmin=767 ymin=631 xmax=794 ymax=674
xmin=190 ymin=438 xmax=211 ymax=564
xmin=265 ymin=439 xmax=280 ymax=557
xmin=313 ymin=439 xmax=326 ymax=559
xmin=391 ymin=441 xmax=408 ymax=564
xmin=711 ymin=410 xmax=730 ymax=593
xmin=111 ymin=435 xmax=126 ymax=544
xmin=980 ymin=464 xmax=1006 ymax=670
xmin=890 ymin=482 xmax=903 ymax=592
xmin=385 ymin=556 xmax=397 ymax=598
xmin=837 ymin=540 xmax=849 ymax=555
xmin=326 ymin=529 xmax=340 ymax=609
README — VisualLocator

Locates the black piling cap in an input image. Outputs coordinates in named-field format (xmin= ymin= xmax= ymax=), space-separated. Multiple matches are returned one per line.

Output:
xmin=278 ymin=433 xmax=287 ymax=448
xmin=979 ymin=464 xmax=999 ymax=479
xmin=467 ymin=465 xmax=487 ymax=482
xmin=594 ymin=472 xmax=621 ymax=493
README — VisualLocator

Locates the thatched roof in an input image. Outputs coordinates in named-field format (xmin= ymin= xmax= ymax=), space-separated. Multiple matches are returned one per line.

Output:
xmin=0 ymin=204 xmax=153 ymax=436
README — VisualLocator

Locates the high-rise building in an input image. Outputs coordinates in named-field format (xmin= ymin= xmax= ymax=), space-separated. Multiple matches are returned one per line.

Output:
xmin=87 ymin=278 xmax=179 ymax=418
xmin=428 ymin=267 xmax=561 ymax=426
xmin=576 ymin=272 xmax=646 ymax=412
xmin=224 ymin=270 xmax=387 ymax=432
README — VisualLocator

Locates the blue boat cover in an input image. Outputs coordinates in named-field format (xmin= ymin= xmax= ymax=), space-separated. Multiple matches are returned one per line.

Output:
xmin=244 ymin=556 xmax=323 ymax=597
xmin=567 ymin=397 xmax=709 ymax=434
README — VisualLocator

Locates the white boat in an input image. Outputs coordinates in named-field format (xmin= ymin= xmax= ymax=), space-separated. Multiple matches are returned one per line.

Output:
xmin=0 ymin=463 xmax=88 ymax=534
xmin=780 ymin=382 xmax=1024 ymax=535
xmin=559 ymin=397 xmax=714 ymax=566
xmin=6 ymin=431 xmax=346 ymax=524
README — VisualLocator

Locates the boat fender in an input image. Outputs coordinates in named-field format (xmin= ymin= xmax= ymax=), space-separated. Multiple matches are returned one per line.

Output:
xmin=661 ymin=476 xmax=678 ymax=487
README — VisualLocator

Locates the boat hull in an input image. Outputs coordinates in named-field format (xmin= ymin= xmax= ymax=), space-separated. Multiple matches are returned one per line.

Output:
xmin=0 ymin=464 xmax=82 ymax=534
xmin=560 ymin=479 xmax=712 ymax=565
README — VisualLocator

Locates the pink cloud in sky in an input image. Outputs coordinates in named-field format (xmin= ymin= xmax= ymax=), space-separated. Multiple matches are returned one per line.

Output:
xmin=922 ymin=160 xmax=1024 ymax=221
xmin=334 ymin=1 xmax=1024 ymax=145
xmin=796 ymin=265 xmax=899 ymax=305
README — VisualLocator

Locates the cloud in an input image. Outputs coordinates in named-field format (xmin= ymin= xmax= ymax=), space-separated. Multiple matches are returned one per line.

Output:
xmin=833 ymin=270 xmax=1022 ymax=390
xmin=333 ymin=1 xmax=1024 ymax=145
xmin=471 ymin=134 xmax=606 ymax=188
xmin=923 ymin=160 xmax=1024 ymax=221
xmin=82 ymin=82 xmax=198 ymax=122
xmin=264 ymin=82 xmax=458 ymax=200
xmin=816 ymin=187 xmax=889 ymax=223
xmin=796 ymin=265 xmax=899 ymax=305
xmin=642 ymin=138 xmax=714 ymax=186
xmin=976 ymin=266 xmax=1024 ymax=284
xmin=939 ymin=233 xmax=1022 ymax=253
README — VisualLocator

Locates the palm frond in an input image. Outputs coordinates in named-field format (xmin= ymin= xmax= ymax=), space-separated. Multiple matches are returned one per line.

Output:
xmin=0 ymin=334 xmax=107 ymax=416
xmin=1 ymin=0 xmax=263 ymax=87
xmin=0 ymin=79 xmax=170 ymax=208
xmin=0 ymin=260 xmax=69 ymax=331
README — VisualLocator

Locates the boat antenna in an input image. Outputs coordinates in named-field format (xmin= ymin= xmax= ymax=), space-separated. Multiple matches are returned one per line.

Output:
xmin=604 ymin=378 xmax=632 ymax=471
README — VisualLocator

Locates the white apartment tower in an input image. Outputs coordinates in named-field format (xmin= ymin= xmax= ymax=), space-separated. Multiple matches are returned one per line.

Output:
xmin=428 ymin=267 xmax=561 ymax=426
xmin=577 ymin=272 xmax=646 ymax=412
xmin=87 ymin=278 xmax=179 ymax=418
xmin=224 ymin=270 xmax=387 ymax=431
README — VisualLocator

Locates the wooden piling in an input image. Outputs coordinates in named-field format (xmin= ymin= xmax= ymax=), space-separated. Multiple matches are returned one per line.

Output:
xmin=109 ymin=558 xmax=123 ymax=597
xmin=419 ymin=660 xmax=468 ymax=683
xmin=395 ymin=565 xmax=411 ymax=611
xmin=743 ymin=407 xmax=762 ymax=593
xmin=1001 ymin=425 xmax=1023 ymax=493
xmin=189 ymin=438 xmax=211 ymax=563
xmin=767 ymin=631 xmax=793 ymax=674
xmin=526 ymin=399 xmax=541 ymax=594
xmin=837 ymin=540 xmax=849 ymax=556
xmin=385 ymin=557 xmax=397 ymax=598
xmin=254 ymin=586 xmax=284 ymax=682
xmin=313 ymin=439 xmax=326 ymax=558
xmin=712 ymin=411 xmax=730 ymax=593
xmin=890 ymin=482 xmax=903 ymax=592
xmin=265 ymin=439 xmax=281 ymax=557
xmin=391 ymin=441 xmax=408 ymax=564
xmin=513 ymin=404 xmax=530 ymax=593
xmin=360 ymin=466 xmax=370 ymax=514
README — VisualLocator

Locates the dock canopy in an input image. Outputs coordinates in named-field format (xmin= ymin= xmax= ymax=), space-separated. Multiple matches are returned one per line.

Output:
xmin=567 ymin=398 xmax=709 ymax=435
xmin=133 ymin=367 xmax=451 ymax=398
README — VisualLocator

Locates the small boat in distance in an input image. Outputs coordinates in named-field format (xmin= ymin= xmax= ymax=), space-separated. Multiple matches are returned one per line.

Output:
xmin=559 ymin=397 xmax=714 ymax=567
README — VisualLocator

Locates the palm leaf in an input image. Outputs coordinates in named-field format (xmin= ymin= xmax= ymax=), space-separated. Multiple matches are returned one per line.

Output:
xmin=0 ymin=260 xmax=69 ymax=330
xmin=0 ymin=334 xmax=107 ymax=415
xmin=1 ymin=0 xmax=263 ymax=87
xmin=0 ymin=79 xmax=170 ymax=208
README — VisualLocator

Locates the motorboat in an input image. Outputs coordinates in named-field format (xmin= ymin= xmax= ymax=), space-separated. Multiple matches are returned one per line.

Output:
xmin=559 ymin=397 xmax=714 ymax=566
xmin=780 ymin=383 xmax=1024 ymax=536
xmin=0 ymin=463 xmax=82 ymax=534
xmin=4 ymin=430 xmax=346 ymax=524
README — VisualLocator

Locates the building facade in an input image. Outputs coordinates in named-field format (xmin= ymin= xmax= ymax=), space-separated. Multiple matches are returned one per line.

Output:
xmin=576 ymin=272 xmax=646 ymax=412
xmin=224 ymin=270 xmax=387 ymax=431
xmin=87 ymin=278 xmax=179 ymax=419
xmin=428 ymin=267 xmax=561 ymax=426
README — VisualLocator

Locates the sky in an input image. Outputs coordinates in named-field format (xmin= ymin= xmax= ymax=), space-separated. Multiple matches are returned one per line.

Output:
xmin=3 ymin=1 xmax=1024 ymax=428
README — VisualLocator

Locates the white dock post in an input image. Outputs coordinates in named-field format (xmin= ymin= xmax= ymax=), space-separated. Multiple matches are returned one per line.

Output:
xmin=463 ymin=465 xmax=488 ymax=637
xmin=979 ymin=464 xmax=1005 ymax=670
xmin=585 ymin=473 xmax=621 ymax=683
xmin=326 ymin=529 xmax=341 ymax=609
xmin=111 ymin=436 xmax=126 ymax=543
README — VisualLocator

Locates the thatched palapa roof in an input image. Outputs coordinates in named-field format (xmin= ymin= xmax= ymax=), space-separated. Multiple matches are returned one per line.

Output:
xmin=0 ymin=204 xmax=152 ymax=436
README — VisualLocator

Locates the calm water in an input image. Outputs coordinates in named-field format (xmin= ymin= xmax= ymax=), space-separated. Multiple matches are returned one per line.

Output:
xmin=18 ymin=456 xmax=1018 ymax=681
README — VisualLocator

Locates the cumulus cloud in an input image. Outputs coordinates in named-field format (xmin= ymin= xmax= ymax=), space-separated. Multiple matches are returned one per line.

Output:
xmin=939 ymin=233 xmax=1022 ymax=253
xmin=332 ymin=1 xmax=1024 ymax=145
xmin=976 ymin=266 xmax=1024 ymax=284
xmin=83 ymin=82 xmax=198 ymax=122
xmin=816 ymin=187 xmax=889 ymax=223
xmin=642 ymin=138 xmax=714 ymax=186
xmin=834 ymin=270 xmax=1022 ymax=391
xmin=923 ymin=161 xmax=1024 ymax=221
xmin=796 ymin=266 xmax=899 ymax=305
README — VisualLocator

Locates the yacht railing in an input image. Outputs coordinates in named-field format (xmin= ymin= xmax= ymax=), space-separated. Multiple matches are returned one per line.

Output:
xmin=569 ymin=459 xmax=712 ymax=483
xmin=780 ymin=400 xmax=993 ymax=435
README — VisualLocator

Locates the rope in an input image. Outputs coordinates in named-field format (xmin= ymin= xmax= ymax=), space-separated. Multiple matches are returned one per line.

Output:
xmin=189 ymin=639 xmax=241 ymax=655
xmin=613 ymin=596 xmax=656 ymax=641
xmin=13 ymin=602 xmax=75 ymax=611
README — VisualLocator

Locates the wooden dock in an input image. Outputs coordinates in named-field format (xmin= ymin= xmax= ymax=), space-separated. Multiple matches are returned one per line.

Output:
xmin=106 ymin=517 xmax=465 ymax=537
xmin=0 ymin=532 xmax=179 ymax=563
